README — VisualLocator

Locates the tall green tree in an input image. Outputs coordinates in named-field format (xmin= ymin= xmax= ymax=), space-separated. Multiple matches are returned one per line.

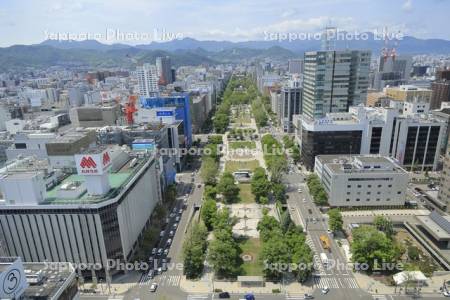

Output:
xmin=351 ymin=225 xmax=403 ymax=271
xmin=217 ymin=172 xmax=240 ymax=203
xmin=201 ymin=199 xmax=217 ymax=231
xmin=374 ymin=216 xmax=394 ymax=238
xmin=251 ymin=167 xmax=271 ymax=202
xmin=182 ymin=223 xmax=208 ymax=279
xmin=200 ymin=157 xmax=218 ymax=185
xmin=328 ymin=209 xmax=343 ymax=232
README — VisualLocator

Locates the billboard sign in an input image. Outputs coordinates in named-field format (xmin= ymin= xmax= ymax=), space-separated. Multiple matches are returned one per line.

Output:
xmin=75 ymin=150 xmax=112 ymax=175
xmin=0 ymin=258 xmax=28 ymax=299
xmin=156 ymin=110 xmax=174 ymax=117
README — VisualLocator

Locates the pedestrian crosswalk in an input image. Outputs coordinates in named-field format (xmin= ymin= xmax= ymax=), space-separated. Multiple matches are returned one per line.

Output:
xmin=139 ymin=274 xmax=182 ymax=287
xmin=313 ymin=276 xmax=359 ymax=289
xmin=372 ymin=295 xmax=388 ymax=300
xmin=187 ymin=294 xmax=209 ymax=300
xmin=286 ymin=293 xmax=308 ymax=299
xmin=306 ymin=236 xmax=327 ymax=275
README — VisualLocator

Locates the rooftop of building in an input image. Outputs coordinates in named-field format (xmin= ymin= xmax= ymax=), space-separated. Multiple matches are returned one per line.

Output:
xmin=42 ymin=155 xmax=149 ymax=205
xmin=316 ymin=155 xmax=407 ymax=175
xmin=386 ymin=85 xmax=431 ymax=92
xmin=417 ymin=211 xmax=450 ymax=240
xmin=0 ymin=258 xmax=75 ymax=300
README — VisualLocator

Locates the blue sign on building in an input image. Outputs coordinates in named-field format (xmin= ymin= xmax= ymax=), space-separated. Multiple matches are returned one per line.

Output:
xmin=140 ymin=93 xmax=192 ymax=147
xmin=156 ymin=110 xmax=174 ymax=117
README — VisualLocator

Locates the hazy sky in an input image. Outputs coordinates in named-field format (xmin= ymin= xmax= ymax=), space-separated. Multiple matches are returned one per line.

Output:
xmin=0 ymin=0 xmax=448 ymax=46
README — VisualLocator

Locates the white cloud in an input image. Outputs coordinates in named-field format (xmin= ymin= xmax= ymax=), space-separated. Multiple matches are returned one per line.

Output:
xmin=402 ymin=0 xmax=413 ymax=12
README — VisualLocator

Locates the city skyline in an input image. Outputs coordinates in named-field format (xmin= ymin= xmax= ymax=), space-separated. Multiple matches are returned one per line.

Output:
xmin=0 ymin=0 xmax=449 ymax=47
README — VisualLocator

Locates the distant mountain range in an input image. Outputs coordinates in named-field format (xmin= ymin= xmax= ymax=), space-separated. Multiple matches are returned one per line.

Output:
xmin=1 ymin=35 xmax=450 ymax=71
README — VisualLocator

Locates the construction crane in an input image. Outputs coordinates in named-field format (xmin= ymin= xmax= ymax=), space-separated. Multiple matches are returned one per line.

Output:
xmin=381 ymin=27 xmax=398 ymax=63
xmin=124 ymin=95 xmax=138 ymax=125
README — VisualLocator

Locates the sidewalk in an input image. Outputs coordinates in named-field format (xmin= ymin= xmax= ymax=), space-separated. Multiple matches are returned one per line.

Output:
xmin=354 ymin=272 xmax=450 ymax=295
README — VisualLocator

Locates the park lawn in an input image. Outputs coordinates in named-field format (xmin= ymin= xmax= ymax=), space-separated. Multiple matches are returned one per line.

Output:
xmin=225 ymin=160 xmax=260 ymax=173
xmin=229 ymin=141 xmax=256 ymax=150
xmin=240 ymin=238 xmax=264 ymax=276
xmin=234 ymin=115 xmax=252 ymax=124
xmin=238 ymin=183 xmax=255 ymax=203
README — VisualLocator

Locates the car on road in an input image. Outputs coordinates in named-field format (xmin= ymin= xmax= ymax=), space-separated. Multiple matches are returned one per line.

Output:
xmin=304 ymin=294 xmax=314 ymax=299
xmin=166 ymin=239 xmax=172 ymax=246
xmin=169 ymin=230 xmax=174 ymax=237
xmin=159 ymin=230 xmax=165 ymax=237
xmin=172 ymin=207 xmax=177 ymax=213
xmin=321 ymin=287 xmax=330 ymax=294
xmin=173 ymin=222 xmax=178 ymax=229
xmin=443 ymin=290 xmax=450 ymax=297
xmin=151 ymin=248 xmax=157 ymax=255
xmin=149 ymin=282 xmax=158 ymax=292
xmin=308 ymin=208 xmax=313 ymax=214
xmin=219 ymin=292 xmax=230 ymax=298
xmin=147 ymin=270 xmax=154 ymax=279
xmin=178 ymin=208 xmax=183 ymax=214
xmin=298 ymin=188 xmax=302 ymax=193
xmin=157 ymin=267 xmax=162 ymax=274
xmin=157 ymin=248 xmax=163 ymax=256
xmin=175 ymin=216 xmax=180 ymax=222
xmin=163 ymin=248 xmax=169 ymax=256
xmin=169 ymin=212 xmax=175 ymax=218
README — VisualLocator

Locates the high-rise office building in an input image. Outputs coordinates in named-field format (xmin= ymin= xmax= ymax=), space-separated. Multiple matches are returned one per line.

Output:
xmin=137 ymin=64 xmax=159 ymax=97
xmin=156 ymin=56 xmax=173 ymax=85
xmin=280 ymin=78 xmax=303 ymax=132
xmin=294 ymin=105 xmax=446 ymax=171
xmin=288 ymin=59 xmax=304 ymax=74
xmin=438 ymin=138 xmax=450 ymax=212
xmin=372 ymin=56 xmax=412 ymax=91
xmin=431 ymin=80 xmax=450 ymax=109
xmin=302 ymin=50 xmax=371 ymax=119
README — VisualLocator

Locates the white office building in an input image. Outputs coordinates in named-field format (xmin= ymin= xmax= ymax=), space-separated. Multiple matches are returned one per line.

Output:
xmin=137 ymin=63 xmax=159 ymax=97
xmin=315 ymin=155 xmax=409 ymax=207
xmin=294 ymin=105 xmax=447 ymax=171
xmin=0 ymin=146 xmax=162 ymax=278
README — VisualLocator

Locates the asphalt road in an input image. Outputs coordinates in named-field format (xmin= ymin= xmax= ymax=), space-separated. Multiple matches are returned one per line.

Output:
xmin=283 ymin=164 xmax=373 ymax=300
xmin=121 ymin=166 xmax=205 ymax=300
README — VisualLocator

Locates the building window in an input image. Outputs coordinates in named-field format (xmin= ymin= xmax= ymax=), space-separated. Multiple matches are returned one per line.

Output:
xmin=387 ymin=198 xmax=391 ymax=201
xmin=368 ymin=185 xmax=372 ymax=188
xmin=367 ymin=192 xmax=371 ymax=195
xmin=346 ymin=199 xmax=350 ymax=202
xmin=356 ymin=198 xmax=360 ymax=201
xmin=378 ymin=185 xmax=382 ymax=188
xmin=357 ymin=185 xmax=362 ymax=188
xmin=347 ymin=192 xmax=351 ymax=195
xmin=347 ymin=185 xmax=351 ymax=188
xmin=376 ymin=198 xmax=380 ymax=201
xmin=397 ymin=191 xmax=402 ymax=194
xmin=388 ymin=184 xmax=392 ymax=188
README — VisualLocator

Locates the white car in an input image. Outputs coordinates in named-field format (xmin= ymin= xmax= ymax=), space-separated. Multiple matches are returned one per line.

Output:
xmin=321 ymin=287 xmax=330 ymax=294
xmin=298 ymin=189 xmax=302 ymax=193
xmin=302 ymin=198 xmax=306 ymax=203
xmin=443 ymin=290 xmax=450 ymax=297
xmin=149 ymin=282 xmax=158 ymax=292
